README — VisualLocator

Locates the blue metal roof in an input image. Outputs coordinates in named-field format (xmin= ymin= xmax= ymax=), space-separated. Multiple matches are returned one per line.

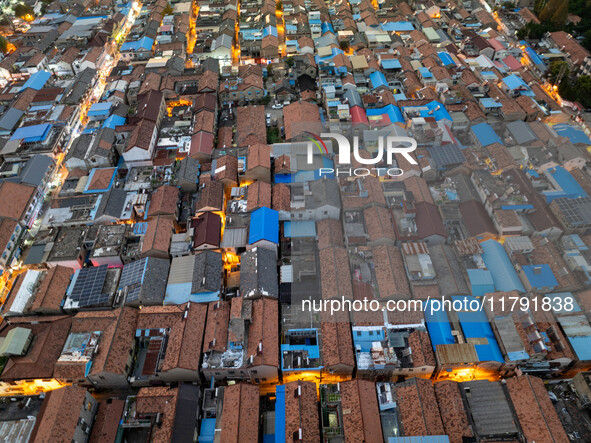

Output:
xmin=249 ymin=207 xmax=279 ymax=244
xmin=471 ymin=123 xmax=503 ymax=147
xmin=481 ymin=239 xmax=525 ymax=292
xmin=275 ymin=385 xmax=286 ymax=443
xmin=549 ymin=292 xmax=581 ymax=314
xmin=467 ymin=269 xmax=494 ymax=297
xmin=401 ymin=101 xmax=452 ymax=122
xmin=500 ymin=204 xmax=534 ymax=210
xmin=321 ymin=21 xmax=334 ymax=34
xmin=102 ymin=114 xmax=126 ymax=129
xmin=262 ymin=25 xmax=278 ymax=38
xmin=366 ymin=104 xmax=405 ymax=124
xmin=381 ymin=59 xmax=402 ymax=70
xmin=284 ymin=221 xmax=316 ymax=238
xmin=19 ymin=70 xmax=51 ymax=92
xmin=88 ymin=102 xmax=112 ymax=116
xmin=10 ymin=123 xmax=52 ymax=142
xmin=418 ymin=67 xmax=433 ymax=78
xmin=198 ymin=418 xmax=215 ymax=443
xmin=479 ymin=97 xmax=503 ymax=108
xmin=525 ymin=47 xmax=544 ymax=67
xmin=453 ymin=296 xmax=504 ymax=363
xmin=543 ymin=166 xmax=588 ymax=202
xmin=437 ymin=52 xmax=455 ymax=66
xmin=369 ymin=71 xmax=388 ymax=89
xmin=502 ymin=74 xmax=528 ymax=90
xmin=522 ymin=264 xmax=558 ymax=289
xmin=553 ymin=124 xmax=591 ymax=145
xmin=121 ymin=36 xmax=154 ymax=51
xmin=424 ymin=300 xmax=455 ymax=350
xmin=381 ymin=21 xmax=414 ymax=32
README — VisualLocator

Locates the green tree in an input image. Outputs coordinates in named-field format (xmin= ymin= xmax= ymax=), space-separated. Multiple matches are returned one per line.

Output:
xmin=574 ymin=76 xmax=591 ymax=108
xmin=163 ymin=2 xmax=174 ymax=15
xmin=540 ymin=0 xmax=569 ymax=26
xmin=0 ymin=36 xmax=7 ymax=54
xmin=583 ymin=29 xmax=591 ymax=51
xmin=285 ymin=56 xmax=295 ymax=68
xmin=550 ymin=0 xmax=569 ymax=26
xmin=13 ymin=3 xmax=34 ymax=19
xmin=548 ymin=61 xmax=570 ymax=84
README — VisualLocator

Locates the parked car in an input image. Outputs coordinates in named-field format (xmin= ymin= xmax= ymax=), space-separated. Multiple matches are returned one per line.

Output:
xmin=266 ymin=114 xmax=271 ymax=126
xmin=271 ymin=103 xmax=283 ymax=109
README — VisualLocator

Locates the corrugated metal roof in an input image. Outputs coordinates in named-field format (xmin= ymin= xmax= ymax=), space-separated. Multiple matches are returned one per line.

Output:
xmin=0 ymin=327 xmax=32 ymax=356
xmin=436 ymin=343 xmax=479 ymax=364
xmin=248 ymin=207 xmax=279 ymax=244
xmin=481 ymin=240 xmax=525 ymax=292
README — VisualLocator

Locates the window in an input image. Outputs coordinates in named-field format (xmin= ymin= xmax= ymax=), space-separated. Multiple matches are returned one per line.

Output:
xmin=251 ymin=370 xmax=258 ymax=374
xmin=356 ymin=331 xmax=361 ymax=336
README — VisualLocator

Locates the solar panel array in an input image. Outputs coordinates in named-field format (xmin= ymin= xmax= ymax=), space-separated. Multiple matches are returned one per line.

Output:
xmin=429 ymin=144 xmax=466 ymax=169
xmin=554 ymin=196 xmax=591 ymax=226
xmin=68 ymin=265 xmax=111 ymax=308
xmin=120 ymin=258 xmax=147 ymax=303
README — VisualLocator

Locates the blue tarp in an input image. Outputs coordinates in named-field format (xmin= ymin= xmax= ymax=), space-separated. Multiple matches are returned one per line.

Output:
xmin=481 ymin=240 xmax=525 ymax=292
xmin=19 ymin=70 xmax=51 ymax=92
xmin=10 ymin=123 xmax=52 ymax=142
xmin=472 ymin=123 xmax=503 ymax=147
xmin=249 ymin=207 xmax=279 ymax=244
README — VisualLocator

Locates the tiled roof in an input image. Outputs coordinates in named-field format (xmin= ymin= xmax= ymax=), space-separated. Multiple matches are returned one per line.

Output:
xmin=340 ymin=379 xmax=383 ymax=442
xmin=33 ymin=386 xmax=89 ymax=442
xmin=0 ymin=182 xmax=36 ymax=221
xmin=220 ymin=383 xmax=260 ymax=443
